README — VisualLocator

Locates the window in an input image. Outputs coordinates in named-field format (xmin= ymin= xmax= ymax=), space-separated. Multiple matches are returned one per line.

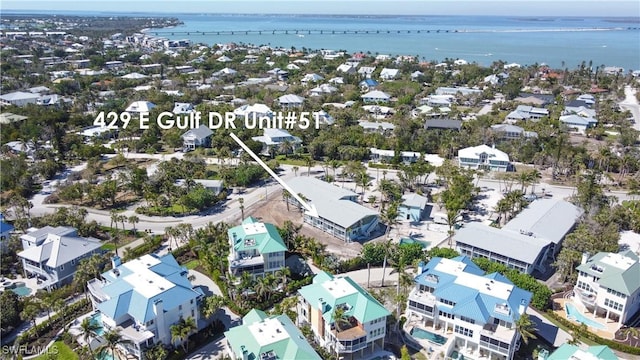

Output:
xmin=179 ymin=305 xmax=183 ymax=311
xmin=438 ymin=310 xmax=454 ymax=320
xmin=460 ymin=316 xmax=475 ymax=324
xmin=59 ymin=264 xmax=64 ymax=271
xmin=454 ymin=325 xmax=473 ymax=338
xmin=440 ymin=298 xmax=456 ymax=307
xmin=146 ymin=319 xmax=154 ymax=326
xmin=604 ymin=298 xmax=623 ymax=311
xmin=606 ymin=288 xmax=627 ymax=299
xmin=71 ymin=259 xmax=75 ymax=265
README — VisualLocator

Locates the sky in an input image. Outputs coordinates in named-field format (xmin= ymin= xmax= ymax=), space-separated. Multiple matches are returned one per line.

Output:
xmin=1 ymin=0 xmax=639 ymax=17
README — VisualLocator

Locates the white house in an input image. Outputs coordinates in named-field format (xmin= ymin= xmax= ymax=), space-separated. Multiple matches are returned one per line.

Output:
xmin=251 ymin=128 xmax=302 ymax=155
xmin=572 ymin=250 xmax=640 ymax=328
xmin=0 ymin=91 xmax=40 ymax=106
xmin=504 ymin=105 xmax=549 ymax=124
xmin=361 ymin=90 xmax=391 ymax=104
xmin=458 ymin=144 xmax=510 ymax=172
xmin=277 ymin=94 xmax=305 ymax=109
xmin=125 ymin=101 xmax=156 ymax=114
xmin=336 ymin=63 xmax=357 ymax=74
xmin=172 ymin=102 xmax=194 ymax=114
xmin=379 ymin=68 xmax=399 ymax=80
xmin=559 ymin=114 xmax=598 ymax=134
xmin=233 ymin=103 xmax=273 ymax=119
xmin=309 ymin=84 xmax=338 ymax=96
xmin=406 ymin=256 xmax=532 ymax=360
xmin=87 ymin=254 xmax=203 ymax=359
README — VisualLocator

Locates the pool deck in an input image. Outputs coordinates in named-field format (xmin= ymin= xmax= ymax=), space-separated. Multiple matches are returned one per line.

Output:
xmin=553 ymin=298 xmax=619 ymax=339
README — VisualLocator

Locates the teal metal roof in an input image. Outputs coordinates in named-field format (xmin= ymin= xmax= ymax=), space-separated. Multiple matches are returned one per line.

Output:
xmin=298 ymin=271 xmax=390 ymax=325
xmin=576 ymin=251 xmax=640 ymax=296
xmin=225 ymin=309 xmax=321 ymax=360
xmin=228 ymin=217 xmax=287 ymax=254
xmin=547 ymin=344 xmax=619 ymax=360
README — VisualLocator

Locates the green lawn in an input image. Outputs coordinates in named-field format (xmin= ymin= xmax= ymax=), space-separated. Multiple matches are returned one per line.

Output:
xmin=34 ymin=341 xmax=78 ymax=360
xmin=101 ymin=243 xmax=116 ymax=251
xmin=184 ymin=259 xmax=200 ymax=270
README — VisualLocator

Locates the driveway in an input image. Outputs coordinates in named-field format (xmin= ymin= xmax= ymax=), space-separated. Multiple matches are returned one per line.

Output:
xmin=186 ymin=335 xmax=228 ymax=360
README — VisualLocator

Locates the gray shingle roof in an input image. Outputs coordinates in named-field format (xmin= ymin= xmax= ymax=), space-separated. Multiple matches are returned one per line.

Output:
xmin=181 ymin=125 xmax=213 ymax=140
xmin=455 ymin=222 xmax=551 ymax=264
xmin=503 ymin=199 xmax=583 ymax=245
xmin=18 ymin=234 xmax=102 ymax=267
xmin=287 ymin=177 xmax=377 ymax=229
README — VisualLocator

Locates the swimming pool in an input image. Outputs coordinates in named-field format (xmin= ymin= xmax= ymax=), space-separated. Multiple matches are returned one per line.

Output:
xmin=11 ymin=285 xmax=31 ymax=297
xmin=90 ymin=312 xmax=105 ymax=336
xmin=400 ymin=237 xmax=431 ymax=249
xmin=565 ymin=303 xmax=606 ymax=330
xmin=410 ymin=327 xmax=448 ymax=345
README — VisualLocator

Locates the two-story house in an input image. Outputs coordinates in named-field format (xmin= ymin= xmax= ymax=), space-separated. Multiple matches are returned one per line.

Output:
xmin=406 ymin=256 xmax=532 ymax=360
xmin=228 ymin=217 xmax=287 ymax=278
xmin=181 ymin=125 xmax=213 ymax=151
xmin=87 ymin=254 xmax=203 ymax=360
xmin=251 ymin=128 xmax=302 ymax=156
xmin=458 ymin=144 xmax=511 ymax=172
xmin=18 ymin=226 xmax=102 ymax=290
xmin=572 ymin=250 xmax=640 ymax=329
xmin=297 ymin=271 xmax=391 ymax=359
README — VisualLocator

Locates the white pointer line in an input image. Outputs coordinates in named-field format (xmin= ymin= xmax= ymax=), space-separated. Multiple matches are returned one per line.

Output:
xmin=229 ymin=132 xmax=319 ymax=218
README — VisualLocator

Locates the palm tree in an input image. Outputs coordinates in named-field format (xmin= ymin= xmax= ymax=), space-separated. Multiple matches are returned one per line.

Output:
xmin=357 ymin=171 xmax=370 ymax=202
xmin=128 ymin=215 xmax=139 ymax=234
xmin=292 ymin=166 xmax=299 ymax=177
xmin=282 ymin=190 xmax=291 ymax=211
xmin=239 ymin=197 xmax=245 ymax=219
xmin=144 ymin=344 xmax=168 ymax=360
xmin=254 ymin=276 xmax=270 ymax=302
xmin=304 ymin=156 xmax=315 ymax=176
xmin=96 ymin=329 xmax=134 ymax=360
xmin=382 ymin=201 xmax=400 ymax=238
xmin=380 ymin=239 xmax=394 ymax=287
xmin=201 ymin=295 xmax=225 ymax=319
xmin=276 ymin=267 xmax=291 ymax=293
xmin=170 ymin=317 xmax=197 ymax=353
xmin=332 ymin=305 xmax=351 ymax=332
xmin=622 ymin=327 xmax=640 ymax=346
xmin=515 ymin=313 xmax=538 ymax=345
xmin=78 ymin=317 xmax=101 ymax=355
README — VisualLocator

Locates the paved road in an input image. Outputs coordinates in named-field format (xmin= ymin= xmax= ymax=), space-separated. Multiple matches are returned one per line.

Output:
xmin=619 ymin=85 xmax=640 ymax=131
xmin=185 ymin=335 xmax=228 ymax=360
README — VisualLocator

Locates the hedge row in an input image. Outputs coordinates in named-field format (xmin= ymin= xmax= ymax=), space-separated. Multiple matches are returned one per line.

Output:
xmin=17 ymin=299 xmax=91 ymax=346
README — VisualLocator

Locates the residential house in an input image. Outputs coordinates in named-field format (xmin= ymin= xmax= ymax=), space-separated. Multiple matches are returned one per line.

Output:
xmin=435 ymin=87 xmax=483 ymax=97
xmin=490 ymin=124 xmax=538 ymax=140
xmin=251 ymin=128 xmax=302 ymax=155
xmin=456 ymin=199 xmax=583 ymax=275
xmin=369 ymin=148 xmax=421 ymax=164
xmin=277 ymin=94 xmax=305 ymax=109
xmin=287 ymin=177 xmax=379 ymax=242
xmin=358 ymin=121 xmax=395 ymax=133
xmin=297 ymin=271 xmax=390 ymax=358
xmin=337 ymin=64 xmax=357 ymax=74
xmin=233 ymin=103 xmax=273 ymax=119
xmin=559 ymin=114 xmax=598 ymax=134
xmin=213 ymin=67 xmax=238 ymax=77
xmin=0 ymin=112 xmax=28 ymax=124
xmin=302 ymin=73 xmax=324 ymax=84
xmin=217 ymin=55 xmax=232 ymax=63
xmin=420 ymin=95 xmax=455 ymax=107
xmin=175 ymin=179 xmax=224 ymax=195
xmin=181 ymin=125 xmax=213 ymax=151
xmin=540 ymin=344 xmax=619 ymax=360
xmin=411 ymin=71 xmax=425 ymax=81
xmin=227 ymin=217 xmax=287 ymax=278
xmin=379 ymin=68 xmax=399 ymax=80
xmin=413 ymin=105 xmax=452 ymax=119
xmin=358 ymin=66 xmax=376 ymax=77
xmin=424 ymin=119 xmax=462 ymax=131
xmin=406 ymin=256 xmax=532 ymax=360
xmin=0 ymin=91 xmax=40 ymax=106
xmin=458 ymin=144 xmax=511 ymax=172
xmin=173 ymin=102 xmax=195 ymax=114
xmin=399 ymin=193 xmax=429 ymax=222
xmin=504 ymin=105 xmax=549 ymax=124
xmin=18 ymin=226 xmax=102 ymax=290
xmin=572 ymin=250 xmax=640 ymax=327
xmin=125 ymin=101 xmax=156 ymax=114
xmin=87 ymin=254 xmax=203 ymax=359
xmin=309 ymin=84 xmax=338 ymax=96
xmin=564 ymin=105 xmax=596 ymax=118
xmin=104 ymin=60 xmax=124 ymax=70
xmin=359 ymin=79 xmax=379 ymax=92
xmin=0 ymin=215 xmax=14 ymax=253
xmin=361 ymin=90 xmax=391 ymax=103
xmin=225 ymin=309 xmax=321 ymax=360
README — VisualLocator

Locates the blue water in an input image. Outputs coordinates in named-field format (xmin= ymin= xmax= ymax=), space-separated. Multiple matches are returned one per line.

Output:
xmin=156 ymin=14 xmax=640 ymax=70
xmin=410 ymin=327 xmax=448 ymax=345
xmin=400 ymin=237 xmax=430 ymax=249
xmin=90 ymin=313 xmax=105 ymax=336
xmin=565 ymin=303 xmax=606 ymax=330
xmin=10 ymin=286 xmax=31 ymax=297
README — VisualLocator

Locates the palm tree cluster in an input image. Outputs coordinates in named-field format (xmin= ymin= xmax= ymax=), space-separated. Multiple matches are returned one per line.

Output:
xmin=170 ymin=317 xmax=197 ymax=353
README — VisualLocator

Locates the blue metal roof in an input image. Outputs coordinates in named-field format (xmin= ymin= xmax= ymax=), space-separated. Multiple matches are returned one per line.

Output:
xmin=0 ymin=221 xmax=14 ymax=233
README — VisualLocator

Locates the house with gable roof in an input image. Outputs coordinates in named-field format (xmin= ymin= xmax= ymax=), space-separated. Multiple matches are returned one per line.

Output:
xmin=87 ymin=254 xmax=203 ymax=359
xmin=227 ymin=217 xmax=287 ymax=278
xmin=181 ymin=125 xmax=213 ymax=151
xmin=406 ymin=256 xmax=532 ymax=360
xmin=225 ymin=309 xmax=321 ymax=360
xmin=572 ymin=250 xmax=640 ymax=328
xmin=458 ymin=144 xmax=511 ymax=172
xmin=18 ymin=226 xmax=102 ymax=290
xmin=297 ymin=271 xmax=391 ymax=358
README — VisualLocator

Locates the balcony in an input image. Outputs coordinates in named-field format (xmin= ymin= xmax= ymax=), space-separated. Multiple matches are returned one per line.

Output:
xmin=408 ymin=288 xmax=436 ymax=307
xmin=118 ymin=319 xmax=154 ymax=347
xmin=87 ymin=278 xmax=110 ymax=303
xmin=480 ymin=323 xmax=515 ymax=343
xmin=23 ymin=263 xmax=47 ymax=277
xmin=336 ymin=338 xmax=368 ymax=353
xmin=575 ymin=290 xmax=597 ymax=305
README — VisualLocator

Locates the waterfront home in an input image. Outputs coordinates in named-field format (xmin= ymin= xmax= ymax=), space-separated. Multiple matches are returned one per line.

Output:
xmin=297 ymin=271 xmax=390 ymax=358
xmin=277 ymin=94 xmax=305 ymax=109
xmin=406 ymin=256 xmax=532 ymax=360
xmin=225 ymin=309 xmax=321 ymax=360
xmin=251 ymin=128 xmax=302 ymax=155
xmin=18 ymin=226 xmax=102 ymax=290
xmin=227 ymin=217 xmax=287 ymax=278
xmin=287 ymin=177 xmax=379 ymax=242
xmin=399 ymin=193 xmax=430 ymax=222
xmin=181 ymin=125 xmax=213 ymax=151
xmin=87 ymin=254 xmax=203 ymax=359
xmin=456 ymin=199 xmax=582 ymax=275
xmin=572 ymin=250 xmax=640 ymax=328
xmin=361 ymin=90 xmax=391 ymax=103
xmin=457 ymin=144 xmax=510 ymax=172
